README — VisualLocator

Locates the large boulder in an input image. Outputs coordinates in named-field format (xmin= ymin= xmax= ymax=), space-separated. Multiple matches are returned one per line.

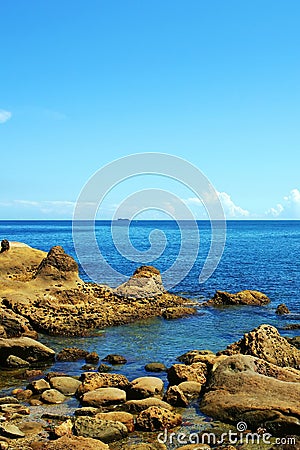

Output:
xmin=0 ymin=337 xmax=55 ymax=366
xmin=167 ymin=362 xmax=207 ymax=385
xmin=50 ymin=376 xmax=81 ymax=396
xmin=219 ymin=324 xmax=300 ymax=368
xmin=74 ymin=416 xmax=128 ymax=442
xmin=81 ymin=387 xmax=126 ymax=407
xmin=34 ymin=246 xmax=78 ymax=281
xmin=124 ymin=397 xmax=173 ymax=413
xmin=136 ymin=406 xmax=182 ymax=431
xmin=95 ymin=411 xmax=134 ymax=432
xmin=206 ymin=290 xmax=270 ymax=306
xmin=200 ymin=354 xmax=300 ymax=435
xmin=77 ymin=372 xmax=130 ymax=396
xmin=114 ymin=266 xmax=165 ymax=299
xmin=128 ymin=377 xmax=164 ymax=400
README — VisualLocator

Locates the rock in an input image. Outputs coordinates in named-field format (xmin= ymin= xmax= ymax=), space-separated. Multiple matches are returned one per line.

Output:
xmin=85 ymin=352 xmax=99 ymax=364
xmin=0 ymin=397 xmax=19 ymax=405
xmin=0 ymin=308 xmax=37 ymax=339
xmin=41 ymin=389 xmax=66 ymax=404
xmin=114 ymin=265 xmax=165 ymax=299
xmin=56 ymin=348 xmax=88 ymax=362
xmin=136 ymin=406 xmax=182 ymax=431
xmin=145 ymin=362 xmax=167 ymax=372
xmin=0 ymin=240 xmax=9 ymax=253
xmin=34 ymin=246 xmax=78 ymax=281
xmin=102 ymin=354 xmax=127 ymax=365
xmin=163 ymin=385 xmax=188 ymax=407
xmin=206 ymin=290 xmax=270 ymax=306
xmin=287 ymin=336 xmax=300 ymax=349
xmin=50 ymin=376 xmax=81 ymax=396
xmin=177 ymin=381 xmax=203 ymax=399
xmin=285 ymin=324 xmax=300 ymax=330
xmin=200 ymin=354 xmax=300 ymax=435
xmin=82 ymin=387 xmax=126 ymax=407
xmin=15 ymin=389 xmax=33 ymax=401
xmin=53 ymin=419 xmax=73 ymax=438
xmin=0 ymin=423 xmax=25 ymax=438
xmin=124 ymin=397 xmax=173 ymax=413
xmin=29 ymin=379 xmax=51 ymax=394
xmin=29 ymin=399 xmax=43 ymax=406
xmin=167 ymin=363 xmax=207 ymax=385
xmin=177 ymin=349 xmax=216 ymax=365
xmin=30 ymin=435 xmax=109 ymax=450
xmin=128 ymin=376 xmax=164 ymax=399
xmin=25 ymin=369 xmax=44 ymax=379
xmin=95 ymin=411 xmax=134 ymax=432
xmin=276 ymin=303 xmax=291 ymax=315
xmin=219 ymin=324 xmax=300 ymax=368
xmin=74 ymin=407 xmax=101 ymax=416
xmin=74 ymin=415 xmax=128 ymax=442
xmin=162 ymin=307 xmax=196 ymax=320
xmin=0 ymin=403 xmax=30 ymax=415
xmin=77 ymin=372 xmax=130 ymax=396
xmin=97 ymin=364 xmax=111 ymax=373
xmin=0 ymin=337 xmax=54 ymax=366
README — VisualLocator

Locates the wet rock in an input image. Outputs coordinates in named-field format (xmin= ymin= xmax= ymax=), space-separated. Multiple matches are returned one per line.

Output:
xmin=287 ymin=336 xmax=300 ymax=349
xmin=206 ymin=289 xmax=270 ymax=306
xmin=145 ymin=362 xmax=167 ymax=372
xmin=167 ymin=362 xmax=207 ymax=385
xmin=41 ymin=389 xmax=66 ymax=404
xmin=0 ymin=403 xmax=30 ymax=415
xmin=56 ymin=347 xmax=88 ymax=362
xmin=128 ymin=376 xmax=164 ymax=399
xmin=0 ymin=337 xmax=55 ymax=366
xmin=25 ymin=369 xmax=43 ymax=379
xmin=276 ymin=303 xmax=290 ymax=315
xmin=219 ymin=324 xmax=300 ymax=368
xmin=95 ymin=411 xmax=134 ymax=432
xmin=177 ymin=349 xmax=216 ymax=365
xmin=85 ymin=352 xmax=99 ymax=364
xmin=82 ymin=387 xmax=126 ymax=407
xmin=0 ymin=240 xmax=9 ymax=253
xmin=177 ymin=381 xmax=202 ymax=399
xmin=53 ymin=419 xmax=73 ymax=438
xmin=124 ymin=397 xmax=173 ymax=413
xmin=97 ymin=364 xmax=111 ymax=373
xmin=31 ymin=435 xmax=109 ymax=450
xmin=102 ymin=354 xmax=127 ymax=365
xmin=29 ymin=399 xmax=43 ymax=406
xmin=74 ymin=407 xmax=101 ymax=416
xmin=77 ymin=372 xmax=130 ymax=396
xmin=163 ymin=385 xmax=188 ymax=407
xmin=74 ymin=415 xmax=128 ymax=442
xmin=29 ymin=379 xmax=51 ymax=394
xmin=34 ymin=246 xmax=78 ymax=281
xmin=50 ymin=376 xmax=81 ymax=396
xmin=200 ymin=354 xmax=300 ymax=434
xmin=162 ymin=307 xmax=196 ymax=320
xmin=0 ymin=397 xmax=19 ymax=405
xmin=15 ymin=389 xmax=33 ymax=401
xmin=136 ymin=406 xmax=182 ymax=431
xmin=0 ymin=423 xmax=25 ymax=438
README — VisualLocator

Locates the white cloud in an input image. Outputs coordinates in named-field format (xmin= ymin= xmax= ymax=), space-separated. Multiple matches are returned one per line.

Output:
xmin=0 ymin=200 xmax=75 ymax=217
xmin=266 ymin=189 xmax=300 ymax=219
xmin=0 ymin=109 xmax=12 ymax=124
xmin=185 ymin=191 xmax=250 ymax=219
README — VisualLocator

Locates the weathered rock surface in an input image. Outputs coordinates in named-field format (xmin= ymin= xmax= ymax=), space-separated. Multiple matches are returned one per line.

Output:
xmin=74 ymin=415 xmax=128 ymax=442
xmin=128 ymin=377 xmax=164 ymax=399
xmin=219 ymin=324 xmax=300 ymax=368
xmin=162 ymin=307 xmax=196 ymax=320
xmin=177 ymin=381 xmax=202 ymax=399
xmin=205 ymin=289 xmax=270 ymax=306
xmin=50 ymin=376 xmax=81 ymax=396
xmin=31 ymin=435 xmax=109 ymax=450
xmin=167 ymin=362 xmax=207 ymax=385
xmin=95 ymin=411 xmax=134 ymax=432
xmin=136 ymin=406 xmax=182 ymax=431
xmin=41 ymin=389 xmax=66 ymax=404
xmin=124 ymin=397 xmax=173 ymax=413
xmin=29 ymin=379 xmax=51 ymax=394
xmin=200 ymin=354 xmax=300 ymax=435
xmin=276 ymin=303 xmax=291 ymax=315
xmin=0 ymin=307 xmax=37 ymax=339
xmin=6 ymin=354 xmax=29 ymax=368
xmin=82 ymin=387 xmax=126 ymax=407
xmin=0 ymin=337 xmax=55 ymax=366
xmin=163 ymin=385 xmax=188 ymax=407
xmin=56 ymin=348 xmax=89 ymax=361
xmin=85 ymin=352 xmax=99 ymax=364
xmin=0 ymin=423 xmax=25 ymax=438
xmin=34 ymin=246 xmax=78 ymax=281
xmin=114 ymin=266 xmax=165 ymax=299
xmin=77 ymin=372 xmax=130 ymax=396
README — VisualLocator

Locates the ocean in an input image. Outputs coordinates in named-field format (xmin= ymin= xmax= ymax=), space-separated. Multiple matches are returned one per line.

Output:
xmin=0 ymin=220 xmax=299 ymax=385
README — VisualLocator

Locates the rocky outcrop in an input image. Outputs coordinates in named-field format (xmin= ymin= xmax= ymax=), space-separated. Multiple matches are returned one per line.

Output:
xmin=205 ymin=290 xmax=270 ymax=306
xmin=0 ymin=337 xmax=55 ymax=367
xmin=200 ymin=354 xmax=300 ymax=435
xmin=34 ymin=246 xmax=78 ymax=282
xmin=0 ymin=240 xmax=9 ymax=253
xmin=162 ymin=306 xmax=196 ymax=320
xmin=114 ymin=266 xmax=165 ymax=299
xmin=276 ymin=303 xmax=290 ymax=315
xmin=0 ymin=307 xmax=37 ymax=339
xmin=219 ymin=324 xmax=300 ymax=368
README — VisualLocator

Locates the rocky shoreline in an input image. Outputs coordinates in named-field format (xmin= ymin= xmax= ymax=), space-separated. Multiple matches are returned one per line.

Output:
xmin=0 ymin=242 xmax=300 ymax=449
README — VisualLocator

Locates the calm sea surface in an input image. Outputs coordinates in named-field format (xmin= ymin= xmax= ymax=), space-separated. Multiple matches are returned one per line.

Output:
xmin=0 ymin=220 xmax=299 ymax=388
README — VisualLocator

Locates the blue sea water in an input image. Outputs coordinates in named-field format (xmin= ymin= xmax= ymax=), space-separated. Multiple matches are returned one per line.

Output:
xmin=0 ymin=220 xmax=299 ymax=385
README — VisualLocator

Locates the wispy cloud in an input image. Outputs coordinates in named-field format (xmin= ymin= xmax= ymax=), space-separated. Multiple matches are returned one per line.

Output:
xmin=0 ymin=109 xmax=12 ymax=124
xmin=266 ymin=188 xmax=300 ymax=219
xmin=0 ymin=200 xmax=75 ymax=217
xmin=185 ymin=191 xmax=250 ymax=219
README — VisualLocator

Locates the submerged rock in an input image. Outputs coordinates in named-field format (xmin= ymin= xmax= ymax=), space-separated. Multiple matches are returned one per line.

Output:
xmin=102 ymin=354 xmax=127 ymax=365
xmin=205 ymin=289 xmax=270 ymax=306
xmin=145 ymin=362 xmax=167 ymax=372
xmin=219 ymin=324 xmax=300 ymax=368
xmin=200 ymin=354 xmax=300 ymax=435
xmin=276 ymin=303 xmax=290 ymax=315
xmin=56 ymin=348 xmax=89 ymax=362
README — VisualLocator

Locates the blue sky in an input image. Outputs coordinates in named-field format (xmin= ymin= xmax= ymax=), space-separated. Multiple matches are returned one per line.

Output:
xmin=0 ymin=0 xmax=300 ymax=219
